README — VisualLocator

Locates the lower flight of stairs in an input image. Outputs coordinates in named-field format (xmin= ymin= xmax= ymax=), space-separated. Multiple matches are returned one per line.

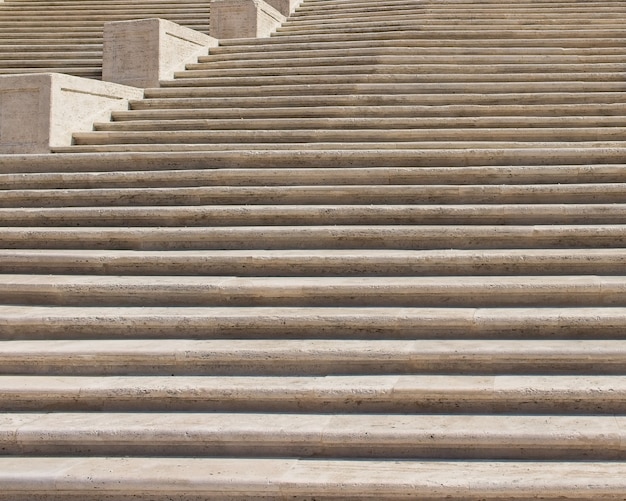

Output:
xmin=0 ymin=152 xmax=625 ymax=499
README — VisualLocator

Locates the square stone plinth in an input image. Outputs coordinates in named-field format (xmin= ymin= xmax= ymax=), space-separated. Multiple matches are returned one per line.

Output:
xmin=103 ymin=18 xmax=218 ymax=88
xmin=0 ymin=73 xmax=143 ymax=154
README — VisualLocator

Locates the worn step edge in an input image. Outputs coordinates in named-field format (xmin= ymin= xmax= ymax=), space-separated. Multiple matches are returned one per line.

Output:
xmin=95 ymin=116 xmax=626 ymax=131
xmin=4 ymin=204 xmax=626 ymax=227
xmin=3 ymin=165 xmax=626 ymax=187
xmin=0 ymin=275 xmax=625 ymax=307
xmin=0 ymin=457 xmax=624 ymax=499
xmin=0 ymin=374 xmax=625 ymax=412
xmin=2 ymin=225 xmax=625 ymax=251
xmin=1 ymin=248 xmax=625 ymax=276
xmin=0 ymin=413 xmax=624 ymax=459
xmin=56 ymin=143 xmax=626 ymax=154
xmin=2 ymin=339 xmax=625 ymax=375
xmin=5 ymin=149 xmax=626 ymax=172
xmin=7 ymin=185 xmax=626 ymax=208
xmin=112 ymin=104 xmax=626 ymax=120
xmin=0 ymin=305 xmax=622 ymax=340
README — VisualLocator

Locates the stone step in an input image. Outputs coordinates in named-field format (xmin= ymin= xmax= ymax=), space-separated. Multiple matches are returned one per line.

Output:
xmin=3 ymin=165 xmax=625 ymax=188
xmin=0 ymin=58 xmax=100 ymax=67
xmin=49 ymin=146 xmax=626 ymax=167
xmin=276 ymin=22 xmax=626 ymax=36
xmin=0 ymin=67 xmax=100 ymax=77
xmin=2 ymin=248 xmax=625 ymax=276
xmin=133 ymin=92 xmax=626 ymax=109
xmin=5 ymin=151 xmax=626 ymax=174
xmin=5 ymin=184 xmax=626 ymax=208
xmin=171 ymin=69 xmax=626 ymax=84
xmin=0 ymin=274 xmax=625 ymax=307
xmin=0 ymin=10 xmax=207 ymax=17
xmin=0 ymin=17 xmax=204 ymax=27
xmin=290 ymin=10 xmax=626 ymax=23
xmin=3 ymin=204 xmax=626 ymax=227
xmin=71 ymin=129 xmax=626 ymax=146
xmin=2 ymin=225 xmax=622 ymax=250
xmin=0 ymin=412 xmax=624 ymax=460
xmin=58 ymin=142 xmax=626 ymax=154
xmin=0 ymin=44 xmax=100 ymax=51
xmin=1 ymin=305 xmax=623 ymax=340
xmin=219 ymin=31 xmax=626 ymax=47
xmin=0 ymin=457 xmax=624 ymax=500
xmin=201 ymin=46 xmax=626 ymax=63
xmin=0 ymin=374 xmax=624 ymax=412
xmin=0 ymin=51 xmax=101 ymax=59
xmin=267 ymin=28 xmax=626 ymax=42
xmin=142 ymin=81 xmax=626 ymax=98
xmin=214 ymin=36 xmax=626 ymax=52
xmin=184 ymin=54 xmax=626 ymax=69
xmin=2 ymin=339 xmax=625 ymax=376
xmin=167 ymin=71 xmax=626 ymax=89
xmin=114 ymin=104 xmax=626 ymax=121
xmin=97 ymin=116 xmax=626 ymax=132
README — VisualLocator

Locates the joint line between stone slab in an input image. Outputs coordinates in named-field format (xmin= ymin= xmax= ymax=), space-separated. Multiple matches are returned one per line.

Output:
xmin=165 ymin=31 xmax=205 ymax=47
xmin=60 ymin=88 xmax=126 ymax=100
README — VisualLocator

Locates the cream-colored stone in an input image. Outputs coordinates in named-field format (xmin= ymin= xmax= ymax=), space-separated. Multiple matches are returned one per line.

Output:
xmin=0 ymin=73 xmax=142 ymax=154
xmin=210 ymin=0 xmax=286 ymax=39
xmin=264 ymin=0 xmax=302 ymax=16
xmin=103 ymin=18 xmax=217 ymax=88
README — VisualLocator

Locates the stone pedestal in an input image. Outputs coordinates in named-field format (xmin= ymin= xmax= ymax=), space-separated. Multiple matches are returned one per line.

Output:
xmin=103 ymin=18 xmax=218 ymax=88
xmin=210 ymin=0 xmax=286 ymax=39
xmin=265 ymin=0 xmax=302 ymax=16
xmin=0 ymin=73 xmax=142 ymax=154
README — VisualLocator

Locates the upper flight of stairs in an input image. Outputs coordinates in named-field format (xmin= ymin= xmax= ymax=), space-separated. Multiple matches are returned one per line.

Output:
xmin=0 ymin=0 xmax=211 ymax=79
xmin=2 ymin=0 xmax=626 ymax=498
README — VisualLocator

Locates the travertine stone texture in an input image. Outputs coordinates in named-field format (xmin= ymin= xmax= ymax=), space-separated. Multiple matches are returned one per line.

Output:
xmin=2 ymin=0 xmax=626 ymax=497
xmin=0 ymin=73 xmax=142 ymax=153
xmin=210 ymin=0 xmax=286 ymax=39
xmin=265 ymin=0 xmax=303 ymax=16
xmin=103 ymin=18 xmax=218 ymax=88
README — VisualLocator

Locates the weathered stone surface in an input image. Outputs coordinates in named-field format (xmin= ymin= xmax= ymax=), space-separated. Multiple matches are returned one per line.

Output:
xmin=0 ymin=73 xmax=141 ymax=153
xmin=210 ymin=0 xmax=286 ymax=39
xmin=103 ymin=18 xmax=217 ymax=88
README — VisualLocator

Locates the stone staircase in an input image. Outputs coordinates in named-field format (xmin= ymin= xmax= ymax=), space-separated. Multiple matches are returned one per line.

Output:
xmin=1 ymin=0 xmax=626 ymax=498
xmin=0 ymin=0 xmax=211 ymax=79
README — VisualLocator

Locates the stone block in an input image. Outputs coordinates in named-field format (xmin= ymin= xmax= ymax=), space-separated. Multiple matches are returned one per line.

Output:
xmin=210 ymin=0 xmax=286 ymax=39
xmin=0 ymin=73 xmax=142 ymax=154
xmin=103 ymin=18 xmax=218 ymax=88
xmin=264 ymin=0 xmax=302 ymax=16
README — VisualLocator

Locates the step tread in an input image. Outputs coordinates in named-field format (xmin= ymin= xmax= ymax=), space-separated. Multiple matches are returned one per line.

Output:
xmin=0 ymin=374 xmax=624 ymax=413
xmin=0 ymin=457 xmax=624 ymax=499
xmin=1 ymin=339 xmax=624 ymax=375
xmin=0 ymin=274 xmax=625 ymax=308
xmin=0 ymin=413 xmax=623 ymax=459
